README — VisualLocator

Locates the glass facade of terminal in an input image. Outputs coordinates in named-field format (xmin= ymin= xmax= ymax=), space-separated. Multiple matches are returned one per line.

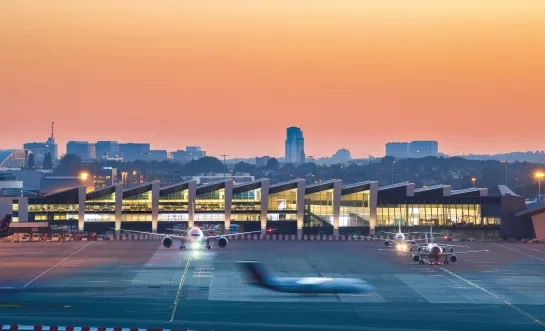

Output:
xmin=340 ymin=190 xmax=371 ymax=227
xmin=28 ymin=200 xmax=78 ymax=221
xmin=304 ymin=189 xmax=334 ymax=227
xmin=231 ymin=188 xmax=261 ymax=222
xmin=158 ymin=188 xmax=189 ymax=222
xmin=376 ymin=201 xmax=499 ymax=226
xmin=267 ymin=188 xmax=297 ymax=221
xmin=195 ymin=188 xmax=225 ymax=222
xmin=84 ymin=192 xmax=115 ymax=222
xmin=121 ymin=190 xmax=152 ymax=222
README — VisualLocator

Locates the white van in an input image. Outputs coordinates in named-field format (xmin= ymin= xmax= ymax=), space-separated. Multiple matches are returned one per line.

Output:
xmin=20 ymin=233 xmax=30 ymax=242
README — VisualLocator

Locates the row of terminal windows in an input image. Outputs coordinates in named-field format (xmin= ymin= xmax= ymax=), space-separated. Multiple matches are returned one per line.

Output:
xmin=376 ymin=204 xmax=498 ymax=226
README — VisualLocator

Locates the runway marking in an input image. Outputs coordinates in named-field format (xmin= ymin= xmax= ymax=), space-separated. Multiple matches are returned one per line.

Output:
xmin=23 ymin=241 xmax=94 ymax=288
xmin=494 ymin=243 xmax=545 ymax=263
xmin=438 ymin=266 xmax=545 ymax=328
xmin=516 ymin=244 xmax=545 ymax=255
xmin=167 ymin=253 xmax=192 ymax=323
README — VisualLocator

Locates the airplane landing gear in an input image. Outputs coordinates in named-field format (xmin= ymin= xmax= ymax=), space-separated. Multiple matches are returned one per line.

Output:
xmin=206 ymin=239 xmax=211 ymax=250
xmin=180 ymin=241 xmax=186 ymax=250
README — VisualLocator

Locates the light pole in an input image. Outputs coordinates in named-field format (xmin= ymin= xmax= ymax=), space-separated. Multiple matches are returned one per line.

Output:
xmin=471 ymin=177 xmax=476 ymax=188
xmin=535 ymin=171 xmax=545 ymax=201
xmin=220 ymin=154 xmax=228 ymax=178
xmin=501 ymin=161 xmax=508 ymax=185
xmin=391 ymin=160 xmax=396 ymax=185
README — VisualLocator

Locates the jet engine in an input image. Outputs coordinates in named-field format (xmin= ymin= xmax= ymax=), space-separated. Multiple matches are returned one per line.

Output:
xmin=412 ymin=255 xmax=421 ymax=262
xmin=162 ymin=236 xmax=174 ymax=248
xmin=449 ymin=255 xmax=457 ymax=263
xmin=449 ymin=247 xmax=454 ymax=253
xmin=217 ymin=236 xmax=228 ymax=248
xmin=384 ymin=241 xmax=391 ymax=246
xmin=410 ymin=240 xmax=417 ymax=246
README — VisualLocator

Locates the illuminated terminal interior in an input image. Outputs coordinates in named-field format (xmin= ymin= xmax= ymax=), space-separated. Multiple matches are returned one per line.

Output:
xmin=9 ymin=179 xmax=540 ymax=238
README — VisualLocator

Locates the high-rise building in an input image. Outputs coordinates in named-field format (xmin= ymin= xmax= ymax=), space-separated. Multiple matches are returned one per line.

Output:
xmin=409 ymin=141 xmax=439 ymax=157
xmin=66 ymin=141 xmax=92 ymax=160
xmin=23 ymin=122 xmax=58 ymax=164
xmin=285 ymin=127 xmax=305 ymax=164
xmin=385 ymin=142 xmax=409 ymax=158
xmin=95 ymin=141 xmax=119 ymax=159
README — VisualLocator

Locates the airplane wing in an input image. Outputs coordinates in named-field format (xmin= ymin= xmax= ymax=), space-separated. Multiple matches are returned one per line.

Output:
xmin=166 ymin=228 xmax=187 ymax=233
xmin=205 ymin=230 xmax=262 ymax=239
xmin=114 ymin=228 xmax=189 ymax=241
xmin=443 ymin=249 xmax=489 ymax=255
xmin=439 ymin=244 xmax=471 ymax=248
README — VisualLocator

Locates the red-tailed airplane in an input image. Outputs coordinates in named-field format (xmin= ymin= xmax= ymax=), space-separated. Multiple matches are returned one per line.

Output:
xmin=411 ymin=227 xmax=489 ymax=265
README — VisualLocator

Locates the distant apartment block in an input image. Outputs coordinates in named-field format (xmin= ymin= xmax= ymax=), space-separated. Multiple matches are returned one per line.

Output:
xmin=66 ymin=141 xmax=93 ymax=160
xmin=386 ymin=141 xmax=439 ymax=159
xmin=95 ymin=141 xmax=119 ymax=159
xmin=118 ymin=143 xmax=151 ymax=162
xmin=172 ymin=146 xmax=206 ymax=164
xmin=256 ymin=156 xmax=271 ymax=168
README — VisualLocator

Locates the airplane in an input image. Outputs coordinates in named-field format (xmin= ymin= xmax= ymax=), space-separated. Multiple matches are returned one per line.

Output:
xmin=116 ymin=225 xmax=262 ymax=250
xmin=237 ymin=260 xmax=375 ymax=294
xmin=379 ymin=219 xmax=434 ymax=251
xmin=410 ymin=226 xmax=488 ymax=265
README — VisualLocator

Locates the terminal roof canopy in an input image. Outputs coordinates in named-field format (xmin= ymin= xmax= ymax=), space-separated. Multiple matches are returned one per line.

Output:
xmin=514 ymin=200 xmax=545 ymax=217
xmin=123 ymin=182 xmax=154 ymax=198
xmin=233 ymin=179 xmax=266 ymax=194
xmin=30 ymin=186 xmax=83 ymax=204
xmin=414 ymin=185 xmax=451 ymax=197
xmin=86 ymin=185 xmax=116 ymax=200
xmin=450 ymin=188 xmax=488 ymax=197
xmin=378 ymin=182 xmax=415 ymax=199
xmin=341 ymin=181 xmax=376 ymax=195
xmin=196 ymin=179 xmax=231 ymax=195
xmin=159 ymin=180 xmax=195 ymax=196
xmin=269 ymin=178 xmax=303 ymax=194
xmin=305 ymin=179 xmax=339 ymax=195
xmin=498 ymin=185 xmax=519 ymax=197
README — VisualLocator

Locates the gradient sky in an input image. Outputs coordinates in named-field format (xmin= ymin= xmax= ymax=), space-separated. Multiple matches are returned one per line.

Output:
xmin=1 ymin=1 xmax=544 ymax=158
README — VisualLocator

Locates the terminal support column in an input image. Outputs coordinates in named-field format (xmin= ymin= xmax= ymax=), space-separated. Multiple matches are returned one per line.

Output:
xmin=187 ymin=181 xmax=196 ymax=229
xmin=223 ymin=180 xmax=234 ymax=235
xmin=296 ymin=179 xmax=306 ymax=239
xmin=259 ymin=179 xmax=270 ymax=237
xmin=78 ymin=186 xmax=86 ymax=232
xmin=332 ymin=180 xmax=342 ymax=236
xmin=369 ymin=181 xmax=378 ymax=235
xmin=114 ymin=183 xmax=123 ymax=234
xmin=151 ymin=181 xmax=160 ymax=233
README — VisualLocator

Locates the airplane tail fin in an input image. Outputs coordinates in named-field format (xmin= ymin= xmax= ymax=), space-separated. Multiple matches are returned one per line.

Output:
xmin=0 ymin=215 xmax=12 ymax=233
xmin=430 ymin=225 xmax=433 ymax=243
xmin=237 ymin=260 xmax=270 ymax=285
xmin=398 ymin=218 xmax=402 ymax=234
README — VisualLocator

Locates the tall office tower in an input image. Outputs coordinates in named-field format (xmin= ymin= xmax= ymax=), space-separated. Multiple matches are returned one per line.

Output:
xmin=66 ymin=141 xmax=92 ymax=160
xmin=95 ymin=141 xmax=119 ymax=159
xmin=385 ymin=142 xmax=409 ymax=158
xmin=23 ymin=122 xmax=58 ymax=164
xmin=409 ymin=141 xmax=439 ymax=158
xmin=285 ymin=127 xmax=305 ymax=164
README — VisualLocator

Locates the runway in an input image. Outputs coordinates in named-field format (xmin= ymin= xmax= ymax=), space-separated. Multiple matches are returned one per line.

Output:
xmin=1 ymin=240 xmax=545 ymax=330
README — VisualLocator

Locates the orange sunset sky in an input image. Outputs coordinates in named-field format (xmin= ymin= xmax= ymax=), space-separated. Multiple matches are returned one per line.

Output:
xmin=1 ymin=1 xmax=544 ymax=158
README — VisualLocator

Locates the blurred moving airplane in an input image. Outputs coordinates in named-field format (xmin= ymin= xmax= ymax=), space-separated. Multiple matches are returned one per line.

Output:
xmin=116 ymin=226 xmax=261 ymax=250
xmin=238 ymin=260 xmax=375 ymax=294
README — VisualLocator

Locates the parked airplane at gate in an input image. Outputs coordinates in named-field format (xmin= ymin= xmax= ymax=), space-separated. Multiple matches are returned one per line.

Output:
xmin=238 ymin=260 xmax=375 ymax=294
xmin=411 ymin=227 xmax=488 ymax=265
xmin=116 ymin=226 xmax=261 ymax=250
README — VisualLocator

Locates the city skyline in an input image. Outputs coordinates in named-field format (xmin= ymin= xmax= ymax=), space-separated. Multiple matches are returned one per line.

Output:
xmin=1 ymin=1 xmax=544 ymax=158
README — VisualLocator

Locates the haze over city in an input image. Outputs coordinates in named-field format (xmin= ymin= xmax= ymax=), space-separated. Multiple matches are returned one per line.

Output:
xmin=1 ymin=1 xmax=544 ymax=158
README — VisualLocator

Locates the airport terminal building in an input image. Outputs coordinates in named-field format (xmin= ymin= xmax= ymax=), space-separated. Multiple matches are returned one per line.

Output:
xmin=8 ymin=178 xmax=543 ymax=239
